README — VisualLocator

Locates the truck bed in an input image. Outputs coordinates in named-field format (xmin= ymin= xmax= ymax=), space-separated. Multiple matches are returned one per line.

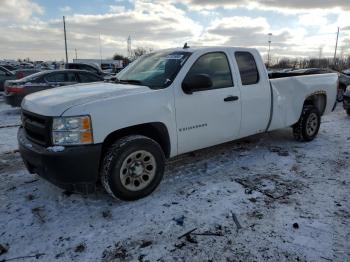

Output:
xmin=268 ymin=73 xmax=338 ymax=131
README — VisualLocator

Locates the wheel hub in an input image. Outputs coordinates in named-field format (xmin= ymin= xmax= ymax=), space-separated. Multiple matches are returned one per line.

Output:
xmin=306 ymin=113 xmax=318 ymax=136
xmin=119 ymin=150 xmax=156 ymax=191
xmin=130 ymin=162 xmax=144 ymax=176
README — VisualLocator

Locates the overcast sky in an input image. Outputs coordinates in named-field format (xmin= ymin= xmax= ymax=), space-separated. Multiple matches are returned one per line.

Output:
xmin=0 ymin=0 xmax=349 ymax=61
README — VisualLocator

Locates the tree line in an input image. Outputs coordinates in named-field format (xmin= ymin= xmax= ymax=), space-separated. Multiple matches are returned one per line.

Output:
xmin=268 ymin=56 xmax=350 ymax=71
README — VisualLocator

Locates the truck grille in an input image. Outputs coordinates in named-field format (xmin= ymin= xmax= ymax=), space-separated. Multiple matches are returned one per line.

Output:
xmin=22 ymin=111 xmax=52 ymax=146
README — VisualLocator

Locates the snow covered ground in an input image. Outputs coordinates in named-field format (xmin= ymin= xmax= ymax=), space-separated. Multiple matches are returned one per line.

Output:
xmin=0 ymin=100 xmax=349 ymax=262
xmin=0 ymin=95 xmax=21 ymax=154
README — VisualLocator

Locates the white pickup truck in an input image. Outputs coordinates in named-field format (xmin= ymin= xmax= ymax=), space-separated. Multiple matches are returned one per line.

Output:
xmin=18 ymin=46 xmax=338 ymax=200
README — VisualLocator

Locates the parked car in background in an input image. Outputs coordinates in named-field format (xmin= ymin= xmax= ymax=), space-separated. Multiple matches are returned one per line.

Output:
xmin=64 ymin=63 xmax=105 ymax=76
xmin=343 ymin=86 xmax=350 ymax=115
xmin=0 ymin=66 xmax=16 ymax=91
xmin=1 ymin=64 xmax=16 ymax=71
xmin=4 ymin=69 xmax=103 ymax=107
xmin=338 ymin=72 xmax=350 ymax=102
xmin=12 ymin=69 xmax=41 ymax=79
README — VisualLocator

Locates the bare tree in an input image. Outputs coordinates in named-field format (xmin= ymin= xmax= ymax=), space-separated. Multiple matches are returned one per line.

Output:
xmin=130 ymin=47 xmax=153 ymax=60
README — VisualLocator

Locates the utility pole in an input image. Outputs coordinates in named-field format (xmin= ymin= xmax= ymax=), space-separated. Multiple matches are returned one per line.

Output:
xmin=63 ymin=16 xmax=68 ymax=63
xmin=127 ymin=35 xmax=132 ymax=58
xmin=267 ymin=33 xmax=272 ymax=68
xmin=318 ymin=46 xmax=323 ymax=67
xmin=99 ymin=33 xmax=102 ymax=64
xmin=333 ymin=27 xmax=340 ymax=66
xmin=75 ymin=48 xmax=78 ymax=60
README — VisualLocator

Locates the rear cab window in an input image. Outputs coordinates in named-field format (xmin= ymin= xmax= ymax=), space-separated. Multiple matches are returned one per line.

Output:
xmin=235 ymin=52 xmax=260 ymax=85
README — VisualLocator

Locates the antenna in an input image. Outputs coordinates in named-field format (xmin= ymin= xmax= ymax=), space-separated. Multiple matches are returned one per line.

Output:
xmin=183 ymin=42 xmax=189 ymax=49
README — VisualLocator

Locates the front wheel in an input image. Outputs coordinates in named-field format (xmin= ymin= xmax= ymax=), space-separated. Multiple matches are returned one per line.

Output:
xmin=293 ymin=105 xmax=321 ymax=142
xmin=101 ymin=135 xmax=165 ymax=201
xmin=346 ymin=109 xmax=350 ymax=116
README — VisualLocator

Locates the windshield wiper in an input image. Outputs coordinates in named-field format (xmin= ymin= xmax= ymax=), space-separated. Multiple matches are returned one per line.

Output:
xmin=118 ymin=79 xmax=143 ymax=85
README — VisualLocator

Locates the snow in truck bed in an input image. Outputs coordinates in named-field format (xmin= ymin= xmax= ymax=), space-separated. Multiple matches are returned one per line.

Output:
xmin=0 ymin=101 xmax=349 ymax=261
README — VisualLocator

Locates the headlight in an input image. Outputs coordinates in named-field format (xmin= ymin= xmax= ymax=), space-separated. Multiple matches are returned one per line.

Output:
xmin=52 ymin=115 xmax=93 ymax=145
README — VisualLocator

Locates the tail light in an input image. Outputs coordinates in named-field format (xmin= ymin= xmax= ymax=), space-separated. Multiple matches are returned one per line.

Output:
xmin=16 ymin=72 xmax=24 ymax=79
xmin=5 ymin=85 xmax=24 ymax=94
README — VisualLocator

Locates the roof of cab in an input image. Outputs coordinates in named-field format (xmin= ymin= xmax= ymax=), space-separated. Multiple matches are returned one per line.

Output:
xmin=158 ymin=46 xmax=258 ymax=53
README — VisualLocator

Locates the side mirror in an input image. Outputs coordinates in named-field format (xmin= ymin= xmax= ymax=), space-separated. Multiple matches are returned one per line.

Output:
xmin=182 ymin=74 xmax=213 ymax=94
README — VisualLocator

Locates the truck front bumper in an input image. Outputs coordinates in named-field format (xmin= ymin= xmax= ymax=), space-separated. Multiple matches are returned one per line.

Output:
xmin=18 ymin=127 xmax=102 ymax=193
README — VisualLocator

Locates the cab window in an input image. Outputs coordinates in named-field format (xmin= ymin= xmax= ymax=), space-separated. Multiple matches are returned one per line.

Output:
xmin=235 ymin=52 xmax=259 ymax=85
xmin=184 ymin=52 xmax=233 ymax=90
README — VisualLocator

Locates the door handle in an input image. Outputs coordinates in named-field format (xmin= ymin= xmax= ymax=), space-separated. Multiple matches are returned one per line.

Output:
xmin=224 ymin=96 xmax=239 ymax=102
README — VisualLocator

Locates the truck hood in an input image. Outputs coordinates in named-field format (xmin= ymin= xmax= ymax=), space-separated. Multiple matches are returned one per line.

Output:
xmin=21 ymin=82 xmax=150 ymax=116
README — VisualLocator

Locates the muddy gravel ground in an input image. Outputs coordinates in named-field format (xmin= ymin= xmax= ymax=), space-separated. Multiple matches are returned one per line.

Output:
xmin=0 ymin=100 xmax=349 ymax=262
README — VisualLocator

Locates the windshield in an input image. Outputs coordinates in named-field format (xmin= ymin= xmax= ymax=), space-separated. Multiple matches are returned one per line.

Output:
xmin=117 ymin=50 xmax=192 ymax=89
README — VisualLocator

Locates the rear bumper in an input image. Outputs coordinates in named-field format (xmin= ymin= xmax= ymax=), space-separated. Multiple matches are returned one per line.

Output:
xmin=18 ymin=127 xmax=102 ymax=193
xmin=4 ymin=93 xmax=23 ymax=107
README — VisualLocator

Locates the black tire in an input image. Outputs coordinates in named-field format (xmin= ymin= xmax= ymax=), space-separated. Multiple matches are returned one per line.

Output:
xmin=347 ymin=109 xmax=350 ymax=116
xmin=101 ymin=135 xmax=165 ymax=201
xmin=293 ymin=105 xmax=321 ymax=142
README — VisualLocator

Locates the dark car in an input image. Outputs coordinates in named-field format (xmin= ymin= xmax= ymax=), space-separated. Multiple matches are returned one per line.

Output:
xmin=343 ymin=86 xmax=350 ymax=115
xmin=4 ymin=69 xmax=104 ymax=107
xmin=12 ymin=69 xmax=41 ymax=79
xmin=1 ymin=64 xmax=16 ymax=71
xmin=0 ymin=66 xmax=16 ymax=91
xmin=64 ymin=63 xmax=105 ymax=76
xmin=338 ymin=73 xmax=350 ymax=102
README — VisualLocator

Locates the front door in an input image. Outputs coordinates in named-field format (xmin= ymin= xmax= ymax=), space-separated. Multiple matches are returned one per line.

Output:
xmin=174 ymin=51 xmax=242 ymax=154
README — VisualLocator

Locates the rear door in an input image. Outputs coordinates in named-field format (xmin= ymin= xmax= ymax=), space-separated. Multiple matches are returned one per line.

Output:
xmin=44 ymin=72 xmax=66 ymax=89
xmin=231 ymin=50 xmax=271 ymax=137
xmin=174 ymin=50 xmax=242 ymax=154
xmin=65 ymin=72 xmax=79 ymax=86
xmin=77 ymin=72 xmax=103 ymax=83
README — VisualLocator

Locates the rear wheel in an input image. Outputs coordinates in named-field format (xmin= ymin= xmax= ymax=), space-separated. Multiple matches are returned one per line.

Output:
xmin=101 ymin=135 xmax=165 ymax=201
xmin=347 ymin=109 xmax=350 ymax=116
xmin=293 ymin=105 xmax=321 ymax=142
